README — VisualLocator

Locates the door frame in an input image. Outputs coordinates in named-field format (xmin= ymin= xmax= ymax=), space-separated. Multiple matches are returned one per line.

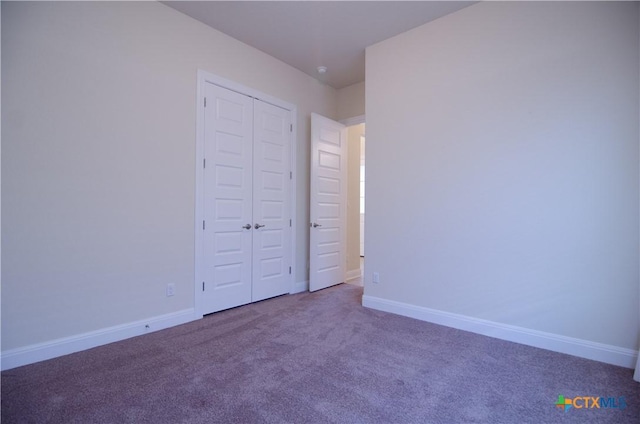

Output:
xmin=339 ymin=115 xmax=365 ymax=127
xmin=340 ymin=115 xmax=366 ymax=283
xmin=194 ymin=70 xmax=297 ymax=317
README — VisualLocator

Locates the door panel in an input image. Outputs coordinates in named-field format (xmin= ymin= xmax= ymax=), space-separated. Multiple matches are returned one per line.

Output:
xmin=252 ymin=100 xmax=291 ymax=302
xmin=310 ymin=113 xmax=347 ymax=291
xmin=202 ymin=83 xmax=253 ymax=314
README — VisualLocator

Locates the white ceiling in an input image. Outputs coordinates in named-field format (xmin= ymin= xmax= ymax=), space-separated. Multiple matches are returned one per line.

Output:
xmin=162 ymin=1 xmax=475 ymax=89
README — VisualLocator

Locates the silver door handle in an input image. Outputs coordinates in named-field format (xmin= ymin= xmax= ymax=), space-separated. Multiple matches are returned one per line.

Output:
xmin=242 ymin=224 xmax=252 ymax=230
xmin=312 ymin=223 xmax=322 ymax=228
xmin=254 ymin=223 xmax=266 ymax=229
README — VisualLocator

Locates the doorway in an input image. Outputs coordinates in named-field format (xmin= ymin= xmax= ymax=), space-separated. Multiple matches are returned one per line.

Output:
xmin=308 ymin=115 xmax=364 ymax=291
xmin=346 ymin=122 xmax=365 ymax=287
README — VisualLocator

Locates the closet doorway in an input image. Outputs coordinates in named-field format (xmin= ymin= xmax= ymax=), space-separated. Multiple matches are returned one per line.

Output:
xmin=195 ymin=71 xmax=297 ymax=316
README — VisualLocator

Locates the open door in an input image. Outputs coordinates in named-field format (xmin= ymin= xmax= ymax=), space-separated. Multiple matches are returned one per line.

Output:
xmin=309 ymin=113 xmax=347 ymax=291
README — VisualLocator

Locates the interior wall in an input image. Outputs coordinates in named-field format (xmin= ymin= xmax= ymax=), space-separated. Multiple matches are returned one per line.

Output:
xmin=346 ymin=124 xmax=364 ymax=277
xmin=1 ymin=1 xmax=337 ymax=352
xmin=365 ymin=1 xmax=639 ymax=351
xmin=336 ymin=81 xmax=365 ymax=121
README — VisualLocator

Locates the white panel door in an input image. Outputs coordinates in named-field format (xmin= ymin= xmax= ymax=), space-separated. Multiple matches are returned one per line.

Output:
xmin=309 ymin=113 xmax=347 ymax=291
xmin=252 ymin=100 xmax=291 ymax=302
xmin=202 ymin=83 xmax=254 ymax=314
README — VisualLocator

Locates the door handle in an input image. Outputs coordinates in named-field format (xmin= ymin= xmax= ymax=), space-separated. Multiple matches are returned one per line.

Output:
xmin=312 ymin=223 xmax=322 ymax=228
xmin=242 ymin=224 xmax=252 ymax=230
xmin=254 ymin=223 xmax=266 ymax=229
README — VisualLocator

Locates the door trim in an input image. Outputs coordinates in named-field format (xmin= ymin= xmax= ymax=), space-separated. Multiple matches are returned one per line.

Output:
xmin=339 ymin=114 xmax=365 ymax=127
xmin=194 ymin=70 xmax=297 ymax=317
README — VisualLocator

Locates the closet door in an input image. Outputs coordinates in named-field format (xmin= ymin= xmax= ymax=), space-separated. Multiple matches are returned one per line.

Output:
xmin=202 ymin=83 xmax=253 ymax=314
xmin=252 ymin=100 xmax=292 ymax=302
xmin=201 ymin=82 xmax=293 ymax=315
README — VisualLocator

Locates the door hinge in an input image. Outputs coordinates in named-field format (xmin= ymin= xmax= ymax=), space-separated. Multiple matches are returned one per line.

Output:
xmin=203 ymin=158 xmax=206 ymax=168
xmin=290 ymin=124 xmax=293 ymax=132
xmin=203 ymin=220 xmax=205 ymax=230
xmin=289 ymin=266 xmax=291 ymax=275
xmin=202 ymin=281 xmax=205 ymax=291
xmin=290 ymin=171 xmax=292 ymax=180
xmin=289 ymin=219 xmax=292 ymax=227
xmin=204 ymin=97 xmax=207 ymax=107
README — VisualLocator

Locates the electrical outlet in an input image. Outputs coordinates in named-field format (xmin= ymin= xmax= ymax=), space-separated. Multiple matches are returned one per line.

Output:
xmin=373 ymin=272 xmax=380 ymax=284
xmin=166 ymin=283 xmax=175 ymax=297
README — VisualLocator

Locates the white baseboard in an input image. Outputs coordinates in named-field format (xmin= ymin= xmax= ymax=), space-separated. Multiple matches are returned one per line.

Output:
xmin=362 ymin=295 xmax=638 ymax=369
xmin=291 ymin=280 xmax=309 ymax=294
xmin=346 ymin=269 xmax=362 ymax=281
xmin=1 ymin=308 xmax=197 ymax=371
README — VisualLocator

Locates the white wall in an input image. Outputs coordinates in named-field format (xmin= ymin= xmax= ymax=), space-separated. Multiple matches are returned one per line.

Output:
xmin=337 ymin=81 xmax=365 ymax=121
xmin=365 ymin=1 xmax=639 ymax=356
xmin=1 ymin=1 xmax=337 ymax=353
